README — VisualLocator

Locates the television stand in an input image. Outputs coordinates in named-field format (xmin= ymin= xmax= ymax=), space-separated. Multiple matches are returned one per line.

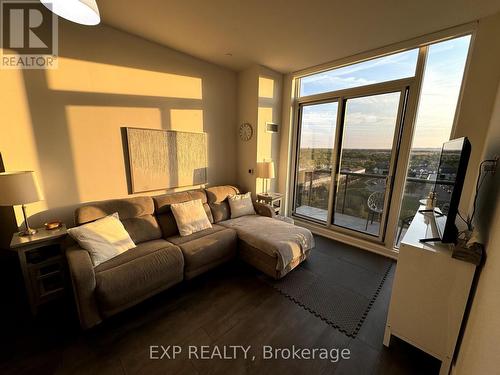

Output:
xmin=384 ymin=206 xmax=476 ymax=375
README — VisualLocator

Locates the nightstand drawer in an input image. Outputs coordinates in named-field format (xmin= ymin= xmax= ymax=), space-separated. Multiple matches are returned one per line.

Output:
xmin=29 ymin=259 xmax=66 ymax=303
xmin=25 ymin=244 xmax=62 ymax=264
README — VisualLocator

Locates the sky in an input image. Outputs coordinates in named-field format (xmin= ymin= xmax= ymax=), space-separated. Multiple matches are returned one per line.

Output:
xmin=299 ymin=35 xmax=471 ymax=149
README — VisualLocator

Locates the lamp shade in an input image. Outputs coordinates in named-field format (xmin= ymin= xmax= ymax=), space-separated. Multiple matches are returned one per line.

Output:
xmin=0 ymin=171 xmax=43 ymax=206
xmin=256 ymin=161 xmax=275 ymax=179
xmin=40 ymin=0 xmax=101 ymax=26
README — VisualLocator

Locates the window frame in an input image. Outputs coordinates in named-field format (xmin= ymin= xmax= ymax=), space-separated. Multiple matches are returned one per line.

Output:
xmin=292 ymin=81 xmax=412 ymax=243
xmin=287 ymin=22 xmax=476 ymax=256
xmin=298 ymin=49 xmax=420 ymax=98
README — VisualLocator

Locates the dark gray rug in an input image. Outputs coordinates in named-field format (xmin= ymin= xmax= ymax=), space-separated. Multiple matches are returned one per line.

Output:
xmin=259 ymin=240 xmax=393 ymax=338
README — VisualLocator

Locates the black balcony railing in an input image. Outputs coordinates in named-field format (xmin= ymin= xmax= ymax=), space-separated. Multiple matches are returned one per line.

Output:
xmin=296 ymin=169 xmax=455 ymax=217
xmin=337 ymin=171 xmax=386 ymax=214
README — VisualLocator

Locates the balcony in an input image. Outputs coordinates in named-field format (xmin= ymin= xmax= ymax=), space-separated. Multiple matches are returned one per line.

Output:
xmin=295 ymin=205 xmax=382 ymax=234
xmin=294 ymin=169 xmax=453 ymax=245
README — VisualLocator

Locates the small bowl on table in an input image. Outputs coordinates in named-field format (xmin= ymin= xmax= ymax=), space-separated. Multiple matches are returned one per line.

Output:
xmin=44 ymin=221 xmax=62 ymax=230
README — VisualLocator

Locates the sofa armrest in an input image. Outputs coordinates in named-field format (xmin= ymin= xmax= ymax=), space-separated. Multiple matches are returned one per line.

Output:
xmin=66 ymin=245 xmax=101 ymax=329
xmin=253 ymin=201 xmax=276 ymax=218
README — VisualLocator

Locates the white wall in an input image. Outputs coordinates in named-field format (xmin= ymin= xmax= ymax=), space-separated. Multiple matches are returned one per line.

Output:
xmin=279 ymin=73 xmax=295 ymax=212
xmin=453 ymin=79 xmax=500 ymax=375
xmin=236 ymin=66 xmax=259 ymax=194
xmin=257 ymin=66 xmax=283 ymax=194
xmin=0 ymin=21 xmax=237 ymax=234
xmin=236 ymin=65 xmax=283 ymax=195
xmin=453 ymin=12 xmax=500 ymax=215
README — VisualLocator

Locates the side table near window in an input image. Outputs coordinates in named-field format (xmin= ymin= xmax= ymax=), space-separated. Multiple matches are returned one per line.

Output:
xmin=256 ymin=193 xmax=283 ymax=215
xmin=10 ymin=225 xmax=68 ymax=315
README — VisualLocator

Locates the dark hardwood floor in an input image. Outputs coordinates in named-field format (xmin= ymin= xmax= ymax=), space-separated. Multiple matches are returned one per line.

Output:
xmin=0 ymin=235 xmax=440 ymax=375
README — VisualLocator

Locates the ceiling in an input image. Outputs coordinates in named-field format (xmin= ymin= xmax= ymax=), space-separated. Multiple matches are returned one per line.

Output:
xmin=98 ymin=0 xmax=500 ymax=73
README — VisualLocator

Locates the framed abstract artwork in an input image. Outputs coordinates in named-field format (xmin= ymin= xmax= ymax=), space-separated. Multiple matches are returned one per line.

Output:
xmin=125 ymin=127 xmax=207 ymax=193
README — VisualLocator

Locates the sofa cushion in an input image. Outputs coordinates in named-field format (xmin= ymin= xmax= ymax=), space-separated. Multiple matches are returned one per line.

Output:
xmin=171 ymin=199 xmax=212 ymax=236
xmin=167 ymin=225 xmax=225 ymax=245
xmin=154 ymin=190 xmax=213 ymax=238
xmin=228 ymin=192 xmax=256 ymax=218
xmin=94 ymin=239 xmax=184 ymax=316
xmin=167 ymin=227 xmax=237 ymax=279
xmin=219 ymin=215 xmax=314 ymax=273
xmin=67 ymin=212 xmax=136 ymax=267
xmin=75 ymin=197 xmax=162 ymax=244
xmin=205 ymin=185 xmax=240 ymax=223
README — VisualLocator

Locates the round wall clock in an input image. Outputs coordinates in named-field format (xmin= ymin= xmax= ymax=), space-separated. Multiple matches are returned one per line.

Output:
xmin=239 ymin=122 xmax=253 ymax=141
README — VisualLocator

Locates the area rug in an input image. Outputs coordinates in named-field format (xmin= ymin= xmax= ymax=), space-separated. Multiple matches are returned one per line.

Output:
xmin=259 ymin=242 xmax=393 ymax=338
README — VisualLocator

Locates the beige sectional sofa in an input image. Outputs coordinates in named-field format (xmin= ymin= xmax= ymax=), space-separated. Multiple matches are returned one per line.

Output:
xmin=66 ymin=185 xmax=314 ymax=329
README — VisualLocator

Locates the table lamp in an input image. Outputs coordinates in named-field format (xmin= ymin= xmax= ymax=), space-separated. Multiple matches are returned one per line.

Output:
xmin=256 ymin=161 xmax=275 ymax=195
xmin=0 ymin=171 xmax=43 ymax=236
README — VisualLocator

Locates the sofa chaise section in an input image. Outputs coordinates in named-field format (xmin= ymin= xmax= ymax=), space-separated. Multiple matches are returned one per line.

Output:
xmin=205 ymin=185 xmax=314 ymax=279
xmin=220 ymin=215 xmax=314 ymax=279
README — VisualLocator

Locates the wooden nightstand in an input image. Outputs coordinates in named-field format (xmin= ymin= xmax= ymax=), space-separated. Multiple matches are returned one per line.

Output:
xmin=10 ymin=225 xmax=68 ymax=315
xmin=256 ymin=193 xmax=283 ymax=215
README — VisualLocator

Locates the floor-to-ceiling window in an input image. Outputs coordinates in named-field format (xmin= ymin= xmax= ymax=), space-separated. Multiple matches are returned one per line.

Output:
xmin=394 ymin=35 xmax=471 ymax=246
xmin=292 ymin=33 xmax=471 ymax=248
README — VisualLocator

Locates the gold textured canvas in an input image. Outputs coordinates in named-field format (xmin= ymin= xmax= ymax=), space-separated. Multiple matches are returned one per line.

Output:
xmin=126 ymin=128 xmax=207 ymax=193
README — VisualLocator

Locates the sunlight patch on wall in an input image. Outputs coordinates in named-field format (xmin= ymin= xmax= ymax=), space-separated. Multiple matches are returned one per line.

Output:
xmin=257 ymin=107 xmax=274 ymax=161
xmin=66 ymin=106 xmax=162 ymax=202
xmin=258 ymin=77 xmax=274 ymax=99
xmin=47 ymin=57 xmax=203 ymax=99
xmin=170 ymin=109 xmax=204 ymax=132
xmin=256 ymin=106 xmax=274 ymax=193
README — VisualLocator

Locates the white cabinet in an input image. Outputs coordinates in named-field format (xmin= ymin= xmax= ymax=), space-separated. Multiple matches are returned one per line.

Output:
xmin=384 ymin=208 xmax=476 ymax=375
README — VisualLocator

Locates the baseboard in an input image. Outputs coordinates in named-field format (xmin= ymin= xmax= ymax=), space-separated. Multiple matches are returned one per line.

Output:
xmin=293 ymin=218 xmax=399 ymax=260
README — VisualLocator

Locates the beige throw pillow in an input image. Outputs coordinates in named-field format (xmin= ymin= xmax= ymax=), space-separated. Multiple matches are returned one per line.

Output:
xmin=171 ymin=199 xmax=212 ymax=236
xmin=229 ymin=192 xmax=256 ymax=219
xmin=67 ymin=213 xmax=136 ymax=267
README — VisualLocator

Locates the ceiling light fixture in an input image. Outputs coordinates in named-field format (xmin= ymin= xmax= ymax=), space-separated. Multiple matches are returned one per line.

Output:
xmin=40 ymin=0 xmax=101 ymax=26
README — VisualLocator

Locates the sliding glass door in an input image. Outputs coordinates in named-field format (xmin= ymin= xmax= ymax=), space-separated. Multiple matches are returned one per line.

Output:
xmin=294 ymin=101 xmax=338 ymax=222
xmin=293 ymin=89 xmax=405 ymax=240
xmin=332 ymin=91 xmax=404 ymax=239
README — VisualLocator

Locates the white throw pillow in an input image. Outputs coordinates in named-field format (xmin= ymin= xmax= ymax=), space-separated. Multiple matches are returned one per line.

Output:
xmin=67 ymin=213 xmax=136 ymax=267
xmin=171 ymin=199 xmax=212 ymax=236
xmin=228 ymin=192 xmax=256 ymax=218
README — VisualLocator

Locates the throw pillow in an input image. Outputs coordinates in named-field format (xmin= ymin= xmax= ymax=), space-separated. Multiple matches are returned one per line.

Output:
xmin=228 ymin=192 xmax=256 ymax=218
xmin=171 ymin=199 xmax=213 ymax=236
xmin=67 ymin=213 xmax=136 ymax=267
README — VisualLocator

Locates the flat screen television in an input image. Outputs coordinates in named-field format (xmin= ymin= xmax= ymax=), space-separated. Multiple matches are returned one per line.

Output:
xmin=424 ymin=137 xmax=471 ymax=243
